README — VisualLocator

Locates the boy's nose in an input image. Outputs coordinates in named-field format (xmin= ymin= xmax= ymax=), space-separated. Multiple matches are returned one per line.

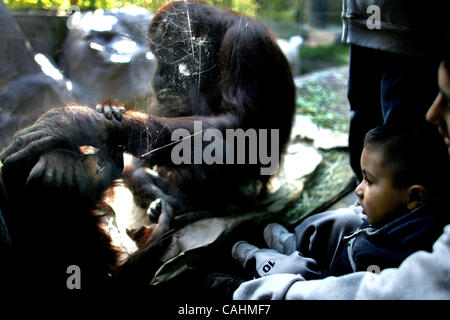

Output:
xmin=426 ymin=93 xmax=443 ymax=125
xmin=354 ymin=181 xmax=364 ymax=198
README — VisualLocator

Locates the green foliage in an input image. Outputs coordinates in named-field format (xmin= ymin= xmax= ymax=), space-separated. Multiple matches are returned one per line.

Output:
xmin=256 ymin=0 xmax=307 ymax=22
xmin=210 ymin=0 xmax=259 ymax=16
xmin=300 ymin=43 xmax=350 ymax=74
xmin=296 ymin=81 xmax=349 ymax=133
xmin=6 ymin=0 xmax=64 ymax=10
xmin=301 ymin=44 xmax=350 ymax=65
xmin=5 ymin=0 xmax=259 ymax=15
xmin=4 ymin=0 xmax=168 ymax=11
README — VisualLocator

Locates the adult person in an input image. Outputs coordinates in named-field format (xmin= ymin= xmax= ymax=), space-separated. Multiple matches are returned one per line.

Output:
xmin=342 ymin=0 xmax=450 ymax=180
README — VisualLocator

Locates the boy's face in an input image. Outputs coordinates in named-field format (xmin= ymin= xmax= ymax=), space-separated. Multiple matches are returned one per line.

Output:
xmin=427 ymin=61 xmax=450 ymax=155
xmin=355 ymin=147 xmax=408 ymax=226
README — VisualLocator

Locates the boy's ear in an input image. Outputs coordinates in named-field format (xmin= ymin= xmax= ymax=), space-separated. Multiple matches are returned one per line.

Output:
xmin=406 ymin=185 xmax=428 ymax=210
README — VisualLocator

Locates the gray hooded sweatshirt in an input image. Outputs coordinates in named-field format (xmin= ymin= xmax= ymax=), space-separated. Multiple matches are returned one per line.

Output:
xmin=233 ymin=224 xmax=450 ymax=300
xmin=341 ymin=0 xmax=450 ymax=56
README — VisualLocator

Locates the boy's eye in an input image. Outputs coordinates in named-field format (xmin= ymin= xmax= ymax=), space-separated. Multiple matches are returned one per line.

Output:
xmin=364 ymin=176 xmax=373 ymax=185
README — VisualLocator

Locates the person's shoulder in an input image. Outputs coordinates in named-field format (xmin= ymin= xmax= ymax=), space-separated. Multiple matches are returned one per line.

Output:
xmin=423 ymin=192 xmax=449 ymax=217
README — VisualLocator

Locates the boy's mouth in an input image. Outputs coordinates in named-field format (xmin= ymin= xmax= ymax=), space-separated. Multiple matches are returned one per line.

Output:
xmin=358 ymin=202 xmax=366 ymax=215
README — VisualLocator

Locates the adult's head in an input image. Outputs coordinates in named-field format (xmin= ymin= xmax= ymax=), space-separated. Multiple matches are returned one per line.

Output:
xmin=427 ymin=51 xmax=450 ymax=154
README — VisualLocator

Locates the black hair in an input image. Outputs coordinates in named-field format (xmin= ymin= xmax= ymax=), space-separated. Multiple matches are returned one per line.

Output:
xmin=364 ymin=125 xmax=450 ymax=197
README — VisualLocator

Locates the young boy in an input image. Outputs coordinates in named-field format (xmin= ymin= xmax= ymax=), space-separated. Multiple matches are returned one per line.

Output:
xmin=232 ymin=125 xmax=450 ymax=280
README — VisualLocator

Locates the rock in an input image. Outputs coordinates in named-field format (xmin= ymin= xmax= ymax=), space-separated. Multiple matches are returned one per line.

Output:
xmin=0 ymin=2 xmax=75 ymax=150
xmin=277 ymin=35 xmax=304 ymax=75
xmin=290 ymin=114 xmax=320 ymax=142
xmin=0 ymin=0 xmax=40 ymax=87
xmin=295 ymin=65 xmax=349 ymax=92
xmin=12 ymin=12 xmax=67 ymax=60
xmin=0 ymin=71 xmax=75 ymax=148
xmin=283 ymin=143 xmax=323 ymax=179
xmin=59 ymin=8 xmax=156 ymax=110
xmin=290 ymin=114 xmax=348 ymax=150
xmin=313 ymin=127 xmax=348 ymax=150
